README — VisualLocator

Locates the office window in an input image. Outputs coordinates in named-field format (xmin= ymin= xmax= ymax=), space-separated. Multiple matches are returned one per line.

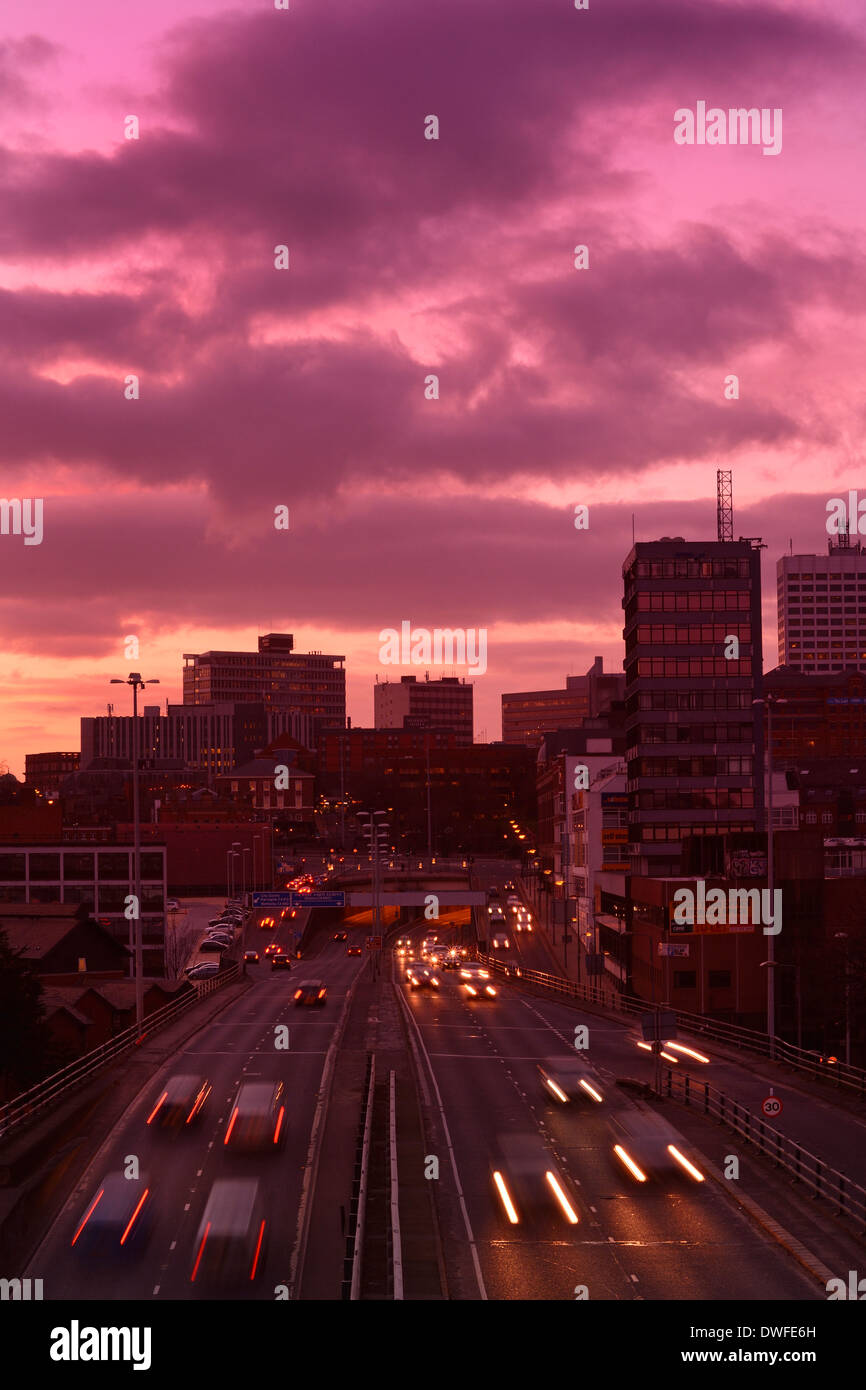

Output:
xmin=673 ymin=971 xmax=697 ymax=989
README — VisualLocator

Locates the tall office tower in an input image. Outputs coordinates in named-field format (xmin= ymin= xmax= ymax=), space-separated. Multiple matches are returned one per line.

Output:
xmin=622 ymin=538 xmax=764 ymax=876
xmin=777 ymin=535 xmax=866 ymax=673
xmin=373 ymin=674 xmax=474 ymax=746
xmin=182 ymin=633 xmax=345 ymax=740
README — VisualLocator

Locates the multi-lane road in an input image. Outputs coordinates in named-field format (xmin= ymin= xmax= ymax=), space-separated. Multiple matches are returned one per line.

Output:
xmin=17 ymin=868 xmax=861 ymax=1301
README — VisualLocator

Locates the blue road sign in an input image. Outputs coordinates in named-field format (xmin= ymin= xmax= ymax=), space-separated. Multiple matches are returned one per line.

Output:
xmin=252 ymin=891 xmax=345 ymax=909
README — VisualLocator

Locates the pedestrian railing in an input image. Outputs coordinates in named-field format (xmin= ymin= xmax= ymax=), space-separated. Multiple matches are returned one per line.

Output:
xmin=0 ymin=965 xmax=241 ymax=1142
xmin=661 ymin=1068 xmax=866 ymax=1233
xmin=473 ymin=951 xmax=866 ymax=1099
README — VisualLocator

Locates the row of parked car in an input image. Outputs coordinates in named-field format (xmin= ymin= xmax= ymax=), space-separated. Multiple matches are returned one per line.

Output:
xmin=184 ymin=903 xmax=248 ymax=981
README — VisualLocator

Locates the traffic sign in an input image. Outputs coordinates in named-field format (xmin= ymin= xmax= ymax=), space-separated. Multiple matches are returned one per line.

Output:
xmin=640 ymin=1011 xmax=677 ymax=1043
xmin=761 ymin=1095 xmax=783 ymax=1118
xmin=296 ymin=891 xmax=345 ymax=907
xmin=252 ymin=890 xmax=345 ymax=908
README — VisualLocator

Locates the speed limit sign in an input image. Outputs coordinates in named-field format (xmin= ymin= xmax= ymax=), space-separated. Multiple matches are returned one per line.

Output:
xmin=761 ymin=1095 xmax=783 ymax=1118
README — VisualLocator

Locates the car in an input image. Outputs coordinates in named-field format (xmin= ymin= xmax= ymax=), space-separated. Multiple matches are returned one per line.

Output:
xmin=491 ymin=931 xmax=511 ymax=950
xmin=442 ymin=952 xmax=460 ymax=970
xmin=459 ymin=964 xmax=497 ymax=999
xmin=224 ymin=1081 xmax=286 ymax=1151
xmin=610 ymin=1111 xmax=705 ymax=1185
xmin=244 ymin=949 xmax=260 ymax=963
xmin=186 ymin=962 xmax=220 ymax=981
xmin=347 ymin=943 xmax=362 ymax=955
xmin=499 ymin=955 xmax=523 ymax=978
xmin=406 ymin=964 xmax=440 ymax=991
xmin=71 ymin=1171 xmax=154 ymax=1257
xmin=271 ymin=954 xmax=292 ymax=971
xmin=206 ymin=929 xmax=233 ymax=941
xmin=190 ymin=1179 xmax=267 ymax=1287
xmin=294 ymin=980 xmax=327 ymax=1006
xmin=200 ymin=940 xmax=229 ymax=954
xmin=147 ymin=1074 xmax=212 ymax=1129
xmin=259 ymin=916 xmax=275 ymax=929
xmin=264 ymin=942 xmax=280 ymax=956
xmin=537 ymin=1057 xmax=604 ymax=1106
xmin=491 ymin=1134 xmax=579 ymax=1227
xmin=333 ymin=931 xmax=348 ymax=942
xmin=209 ymin=917 xmax=229 ymax=928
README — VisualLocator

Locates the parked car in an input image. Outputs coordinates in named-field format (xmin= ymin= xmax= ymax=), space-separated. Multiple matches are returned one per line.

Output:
xmin=186 ymin=962 xmax=220 ymax=980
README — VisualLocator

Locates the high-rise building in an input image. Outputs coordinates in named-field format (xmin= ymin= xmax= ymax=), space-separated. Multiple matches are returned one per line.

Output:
xmin=81 ymin=702 xmax=312 ymax=779
xmin=182 ymin=634 xmax=345 ymax=737
xmin=622 ymin=537 xmax=764 ymax=876
xmin=501 ymin=657 xmax=624 ymax=746
xmin=777 ymin=535 xmax=866 ymax=673
xmin=373 ymin=675 xmax=473 ymax=745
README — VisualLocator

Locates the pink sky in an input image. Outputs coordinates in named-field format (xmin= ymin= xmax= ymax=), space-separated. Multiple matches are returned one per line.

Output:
xmin=2 ymin=0 xmax=866 ymax=775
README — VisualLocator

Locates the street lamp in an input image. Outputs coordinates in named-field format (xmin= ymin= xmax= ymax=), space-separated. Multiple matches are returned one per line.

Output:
xmin=226 ymin=849 xmax=239 ymax=901
xmin=110 ymin=672 xmax=160 ymax=1038
xmin=753 ymin=695 xmax=787 ymax=1059
xmin=759 ymin=960 xmax=802 ymax=1051
xmin=834 ymin=932 xmax=851 ymax=1065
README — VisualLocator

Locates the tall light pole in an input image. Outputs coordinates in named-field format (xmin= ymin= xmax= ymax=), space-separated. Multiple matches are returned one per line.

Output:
xmin=242 ymin=847 xmax=251 ymax=904
xmin=231 ymin=842 xmax=241 ymax=901
xmin=835 ymin=932 xmax=851 ymax=1065
xmin=753 ymin=695 xmax=787 ymax=1060
xmin=425 ymin=731 xmax=433 ymax=860
xmin=111 ymin=672 xmax=160 ymax=1038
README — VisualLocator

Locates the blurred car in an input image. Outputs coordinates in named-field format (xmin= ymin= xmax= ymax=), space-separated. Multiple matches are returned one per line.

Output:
xmin=498 ymin=956 xmax=523 ymax=979
xmin=264 ymin=942 xmax=280 ymax=955
xmin=333 ymin=931 xmax=348 ymax=942
xmin=459 ymin=964 xmax=497 ymax=999
xmin=200 ymin=939 xmax=229 ymax=954
xmin=294 ymin=980 xmax=327 ymax=1006
xmin=259 ymin=916 xmax=275 ymax=929
xmin=190 ymin=1178 xmax=267 ymax=1287
xmin=71 ymin=1171 xmax=154 ymax=1257
xmin=491 ymin=931 xmax=511 ymax=950
xmin=537 ymin=1057 xmax=604 ymax=1106
xmin=491 ymin=1134 xmax=579 ymax=1227
xmin=442 ymin=951 xmax=460 ymax=970
xmin=224 ymin=1081 xmax=286 ymax=1151
xmin=271 ymin=953 xmax=292 ymax=971
xmin=406 ymin=964 xmax=440 ymax=991
xmin=347 ymin=943 xmax=362 ymax=956
xmin=147 ymin=1074 xmax=212 ymax=1129
xmin=243 ymin=949 xmax=259 ymax=963
xmin=186 ymin=962 xmax=220 ymax=981
xmin=611 ymin=1110 xmax=705 ymax=1185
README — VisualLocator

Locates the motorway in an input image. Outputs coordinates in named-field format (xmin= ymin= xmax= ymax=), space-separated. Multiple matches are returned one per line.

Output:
xmin=25 ymin=909 xmax=367 ymax=1301
xmin=18 ymin=864 xmax=861 ymax=1300
xmin=395 ymin=919 xmax=819 ymax=1301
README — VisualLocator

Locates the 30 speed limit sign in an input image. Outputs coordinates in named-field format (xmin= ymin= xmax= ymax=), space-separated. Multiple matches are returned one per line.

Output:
xmin=761 ymin=1095 xmax=783 ymax=1118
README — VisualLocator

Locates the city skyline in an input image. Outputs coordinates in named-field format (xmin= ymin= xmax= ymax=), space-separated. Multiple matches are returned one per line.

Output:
xmin=3 ymin=0 xmax=866 ymax=775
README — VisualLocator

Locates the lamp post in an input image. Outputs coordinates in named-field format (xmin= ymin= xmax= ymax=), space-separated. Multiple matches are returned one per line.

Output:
xmin=242 ymin=847 xmax=251 ymax=905
xmin=110 ymin=672 xmax=160 ymax=1039
xmin=753 ymin=695 xmax=787 ymax=1060
xmin=231 ymin=842 xmax=241 ymax=902
xmin=760 ymin=960 xmax=802 ymax=1051
xmin=834 ymin=932 xmax=851 ymax=1065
